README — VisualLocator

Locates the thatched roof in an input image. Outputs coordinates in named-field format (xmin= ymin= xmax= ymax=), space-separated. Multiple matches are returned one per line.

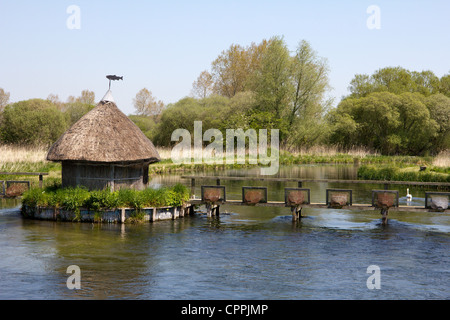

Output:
xmin=47 ymin=91 xmax=160 ymax=163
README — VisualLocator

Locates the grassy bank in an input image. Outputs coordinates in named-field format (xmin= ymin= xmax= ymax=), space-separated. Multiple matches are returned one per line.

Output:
xmin=2 ymin=145 xmax=449 ymax=183
xmin=357 ymin=165 xmax=450 ymax=183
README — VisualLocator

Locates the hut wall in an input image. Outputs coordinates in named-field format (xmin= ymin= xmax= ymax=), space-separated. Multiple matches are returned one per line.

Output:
xmin=61 ymin=162 xmax=149 ymax=191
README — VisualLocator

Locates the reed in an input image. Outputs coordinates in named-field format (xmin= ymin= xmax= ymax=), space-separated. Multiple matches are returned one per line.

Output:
xmin=0 ymin=144 xmax=48 ymax=163
xmin=432 ymin=150 xmax=450 ymax=168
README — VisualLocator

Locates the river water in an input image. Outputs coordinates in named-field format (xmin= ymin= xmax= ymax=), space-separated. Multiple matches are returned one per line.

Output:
xmin=0 ymin=164 xmax=448 ymax=300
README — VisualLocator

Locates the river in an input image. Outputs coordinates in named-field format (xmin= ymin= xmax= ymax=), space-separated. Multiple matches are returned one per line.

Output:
xmin=0 ymin=164 xmax=448 ymax=300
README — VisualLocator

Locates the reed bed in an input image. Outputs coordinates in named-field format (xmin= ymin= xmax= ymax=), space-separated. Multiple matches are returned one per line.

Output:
xmin=0 ymin=144 xmax=47 ymax=164
xmin=432 ymin=150 xmax=450 ymax=168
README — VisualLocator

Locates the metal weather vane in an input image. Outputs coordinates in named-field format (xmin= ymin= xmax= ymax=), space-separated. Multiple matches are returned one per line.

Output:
xmin=106 ymin=75 xmax=123 ymax=89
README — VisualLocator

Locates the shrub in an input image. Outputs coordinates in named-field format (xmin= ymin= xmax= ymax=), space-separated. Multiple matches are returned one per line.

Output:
xmin=0 ymin=99 xmax=67 ymax=146
xmin=21 ymin=184 xmax=191 ymax=211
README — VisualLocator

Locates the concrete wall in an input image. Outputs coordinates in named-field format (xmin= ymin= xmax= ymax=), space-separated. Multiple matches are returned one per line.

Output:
xmin=21 ymin=204 xmax=192 ymax=223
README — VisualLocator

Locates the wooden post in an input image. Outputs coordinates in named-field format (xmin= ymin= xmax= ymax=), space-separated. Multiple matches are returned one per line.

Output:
xmin=206 ymin=203 xmax=212 ymax=217
xmin=380 ymin=207 xmax=389 ymax=225
xmin=215 ymin=205 xmax=220 ymax=216
xmin=291 ymin=206 xmax=302 ymax=221
xmin=216 ymin=179 xmax=220 ymax=186
xmin=298 ymin=181 xmax=303 ymax=188
xmin=206 ymin=204 xmax=219 ymax=217
xmin=191 ymin=178 xmax=195 ymax=198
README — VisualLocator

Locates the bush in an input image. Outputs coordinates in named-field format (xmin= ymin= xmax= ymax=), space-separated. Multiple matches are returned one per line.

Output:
xmin=0 ymin=99 xmax=68 ymax=146
xmin=21 ymin=183 xmax=191 ymax=210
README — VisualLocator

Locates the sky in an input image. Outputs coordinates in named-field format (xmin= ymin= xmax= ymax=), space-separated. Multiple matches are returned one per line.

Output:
xmin=0 ymin=0 xmax=449 ymax=115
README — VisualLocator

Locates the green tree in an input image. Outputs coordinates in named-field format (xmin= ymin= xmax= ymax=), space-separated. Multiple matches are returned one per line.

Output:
xmin=129 ymin=114 xmax=157 ymax=141
xmin=153 ymin=97 xmax=203 ymax=146
xmin=440 ymin=73 xmax=450 ymax=97
xmin=395 ymin=92 xmax=438 ymax=154
xmin=0 ymin=99 xmax=67 ymax=146
xmin=347 ymin=67 xmax=442 ymax=98
xmin=210 ymin=40 xmax=270 ymax=98
xmin=250 ymin=36 xmax=292 ymax=139
xmin=285 ymin=40 xmax=332 ymax=148
xmin=64 ymin=102 xmax=95 ymax=126
xmin=425 ymin=93 xmax=450 ymax=151
xmin=328 ymin=92 xmax=440 ymax=155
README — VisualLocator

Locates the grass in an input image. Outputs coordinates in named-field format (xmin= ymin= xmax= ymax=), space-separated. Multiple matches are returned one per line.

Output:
xmin=357 ymin=164 xmax=450 ymax=183
xmin=0 ymin=144 xmax=61 ymax=186
xmin=21 ymin=183 xmax=190 ymax=212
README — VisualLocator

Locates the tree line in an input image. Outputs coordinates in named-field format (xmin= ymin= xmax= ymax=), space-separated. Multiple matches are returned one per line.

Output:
xmin=0 ymin=36 xmax=449 ymax=155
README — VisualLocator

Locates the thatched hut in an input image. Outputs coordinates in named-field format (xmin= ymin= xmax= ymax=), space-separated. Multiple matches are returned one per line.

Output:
xmin=47 ymin=90 xmax=160 ymax=191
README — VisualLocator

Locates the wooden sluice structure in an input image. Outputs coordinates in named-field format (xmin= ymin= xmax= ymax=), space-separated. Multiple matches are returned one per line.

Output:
xmin=182 ymin=175 xmax=450 ymax=225
xmin=0 ymin=172 xmax=48 ymax=197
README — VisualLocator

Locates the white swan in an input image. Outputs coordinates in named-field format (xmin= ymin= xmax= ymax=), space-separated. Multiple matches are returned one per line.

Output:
xmin=406 ymin=188 xmax=412 ymax=201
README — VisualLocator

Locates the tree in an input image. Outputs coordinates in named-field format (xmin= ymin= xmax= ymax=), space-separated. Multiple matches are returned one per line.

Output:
xmin=289 ymin=40 xmax=330 ymax=124
xmin=65 ymin=90 xmax=96 ymax=105
xmin=133 ymin=88 xmax=164 ymax=117
xmin=285 ymin=40 xmax=332 ymax=148
xmin=191 ymin=70 xmax=214 ymax=99
xmin=425 ymin=93 xmax=450 ymax=151
xmin=0 ymin=99 xmax=67 ymax=146
xmin=0 ymin=88 xmax=10 ymax=112
xmin=251 ymin=37 xmax=292 ymax=117
xmin=440 ymin=73 xmax=450 ymax=97
xmin=210 ymin=40 xmax=270 ymax=98
xmin=189 ymin=37 xmax=332 ymax=149
xmin=347 ymin=67 xmax=443 ymax=98
xmin=77 ymin=89 xmax=95 ymax=105
xmin=64 ymin=102 xmax=95 ymax=126
xmin=411 ymin=70 xmax=440 ymax=96
xmin=211 ymin=44 xmax=251 ymax=98
xmin=129 ymin=115 xmax=157 ymax=141
xmin=46 ymin=93 xmax=65 ymax=110
xmin=250 ymin=36 xmax=292 ymax=139
xmin=328 ymin=91 xmax=439 ymax=155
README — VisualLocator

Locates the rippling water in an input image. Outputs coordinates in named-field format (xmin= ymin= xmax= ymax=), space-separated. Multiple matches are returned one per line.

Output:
xmin=0 ymin=165 xmax=448 ymax=300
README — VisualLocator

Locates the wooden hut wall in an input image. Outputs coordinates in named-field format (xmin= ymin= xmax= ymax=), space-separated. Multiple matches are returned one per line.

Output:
xmin=61 ymin=162 xmax=149 ymax=191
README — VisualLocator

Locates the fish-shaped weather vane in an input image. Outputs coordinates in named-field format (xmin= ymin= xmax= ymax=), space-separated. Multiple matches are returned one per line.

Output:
xmin=106 ymin=75 xmax=123 ymax=89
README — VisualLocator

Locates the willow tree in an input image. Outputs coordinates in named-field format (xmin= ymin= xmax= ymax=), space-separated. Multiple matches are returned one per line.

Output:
xmin=285 ymin=40 xmax=332 ymax=147
xmin=209 ymin=40 xmax=270 ymax=98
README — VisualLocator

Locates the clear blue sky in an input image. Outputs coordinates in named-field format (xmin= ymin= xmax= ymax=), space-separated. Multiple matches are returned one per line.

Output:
xmin=1 ymin=0 xmax=449 ymax=115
